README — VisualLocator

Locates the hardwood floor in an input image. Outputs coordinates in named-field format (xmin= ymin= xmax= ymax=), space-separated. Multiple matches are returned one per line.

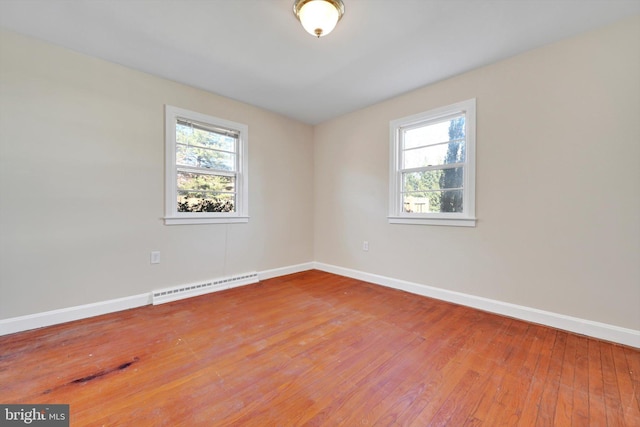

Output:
xmin=1 ymin=270 xmax=638 ymax=426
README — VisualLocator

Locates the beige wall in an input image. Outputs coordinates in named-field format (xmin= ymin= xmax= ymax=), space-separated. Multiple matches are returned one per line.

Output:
xmin=1 ymin=16 xmax=639 ymax=332
xmin=0 ymin=30 xmax=314 ymax=318
xmin=314 ymin=16 xmax=640 ymax=330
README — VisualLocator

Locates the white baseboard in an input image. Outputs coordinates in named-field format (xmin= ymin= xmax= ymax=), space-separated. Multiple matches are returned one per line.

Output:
xmin=3 ymin=261 xmax=638 ymax=348
xmin=258 ymin=262 xmax=315 ymax=281
xmin=313 ymin=262 xmax=640 ymax=348
xmin=0 ymin=293 xmax=151 ymax=337
xmin=0 ymin=263 xmax=316 ymax=337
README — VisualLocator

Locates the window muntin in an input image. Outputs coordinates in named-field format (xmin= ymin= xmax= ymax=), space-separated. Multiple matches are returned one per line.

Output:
xmin=389 ymin=99 xmax=476 ymax=226
xmin=165 ymin=106 xmax=248 ymax=225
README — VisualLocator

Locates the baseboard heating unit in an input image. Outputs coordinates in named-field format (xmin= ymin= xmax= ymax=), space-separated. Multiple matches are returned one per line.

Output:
xmin=151 ymin=272 xmax=259 ymax=305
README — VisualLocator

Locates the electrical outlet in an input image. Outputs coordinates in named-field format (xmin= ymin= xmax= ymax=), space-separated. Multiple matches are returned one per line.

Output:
xmin=150 ymin=251 xmax=161 ymax=264
xmin=362 ymin=241 xmax=369 ymax=251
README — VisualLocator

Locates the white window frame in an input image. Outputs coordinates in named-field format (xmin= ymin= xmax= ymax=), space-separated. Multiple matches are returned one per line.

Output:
xmin=164 ymin=105 xmax=249 ymax=225
xmin=388 ymin=98 xmax=476 ymax=227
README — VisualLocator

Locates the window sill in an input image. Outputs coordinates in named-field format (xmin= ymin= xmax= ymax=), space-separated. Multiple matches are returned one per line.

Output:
xmin=164 ymin=216 xmax=249 ymax=225
xmin=388 ymin=216 xmax=476 ymax=227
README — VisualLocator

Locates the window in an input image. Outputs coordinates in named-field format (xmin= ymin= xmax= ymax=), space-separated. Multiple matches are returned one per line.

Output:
xmin=389 ymin=98 xmax=476 ymax=227
xmin=164 ymin=105 xmax=248 ymax=225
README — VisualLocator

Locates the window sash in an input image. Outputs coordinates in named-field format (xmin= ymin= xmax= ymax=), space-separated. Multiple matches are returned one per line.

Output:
xmin=402 ymin=136 xmax=465 ymax=153
xmin=176 ymin=142 xmax=237 ymax=157
xmin=388 ymin=99 xmax=476 ymax=226
xmin=176 ymin=118 xmax=240 ymax=138
xmin=400 ymin=162 xmax=465 ymax=174
xmin=165 ymin=105 xmax=249 ymax=224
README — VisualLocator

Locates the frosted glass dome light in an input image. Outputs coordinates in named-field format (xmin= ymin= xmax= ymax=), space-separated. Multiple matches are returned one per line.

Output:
xmin=293 ymin=0 xmax=345 ymax=38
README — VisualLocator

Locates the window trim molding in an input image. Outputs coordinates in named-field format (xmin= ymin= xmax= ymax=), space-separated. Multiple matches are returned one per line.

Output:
xmin=388 ymin=98 xmax=476 ymax=227
xmin=164 ymin=105 xmax=249 ymax=225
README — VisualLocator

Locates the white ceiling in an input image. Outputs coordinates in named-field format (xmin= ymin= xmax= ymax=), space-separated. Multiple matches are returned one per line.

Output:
xmin=0 ymin=0 xmax=638 ymax=124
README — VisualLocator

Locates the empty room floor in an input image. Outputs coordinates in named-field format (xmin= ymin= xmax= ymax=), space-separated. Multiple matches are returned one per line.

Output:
xmin=1 ymin=270 xmax=638 ymax=425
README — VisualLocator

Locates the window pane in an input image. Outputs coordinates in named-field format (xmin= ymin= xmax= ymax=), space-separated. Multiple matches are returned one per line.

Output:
xmin=403 ymin=170 xmax=441 ymax=192
xmin=403 ymin=115 xmax=465 ymax=150
xmin=439 ymin=189 xmax=464 ymax=213
xmin=177 ymin=145 xmax=236 ymax=171
xmin=177 ymin=171 xmax=235 ymax=193
xmin=177 ymin=191 xmax=235 ymax=213
xmin=402 ymin=191 xmax=439 ymax=213
xmin=177 ymin=171 xmax=235 ymax=212
xmin=403 ymin=167 xmax=464 ymax=192
xmin=402 ymin=189 xmax=463 ymax=213
xmin=176 ymin=123 xmax=236 ymax=151
xmin=403 ymin=141 xmax=465 ymax=169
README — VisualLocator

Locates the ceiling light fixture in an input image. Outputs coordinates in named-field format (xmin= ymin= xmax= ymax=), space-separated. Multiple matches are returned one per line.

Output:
xmin=293 ymin=0 xmax=345 ymax=38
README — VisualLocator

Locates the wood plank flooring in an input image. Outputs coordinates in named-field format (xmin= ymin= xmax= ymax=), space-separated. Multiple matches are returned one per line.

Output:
xmin=1 ymin=270 xmax=638 ymax=426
